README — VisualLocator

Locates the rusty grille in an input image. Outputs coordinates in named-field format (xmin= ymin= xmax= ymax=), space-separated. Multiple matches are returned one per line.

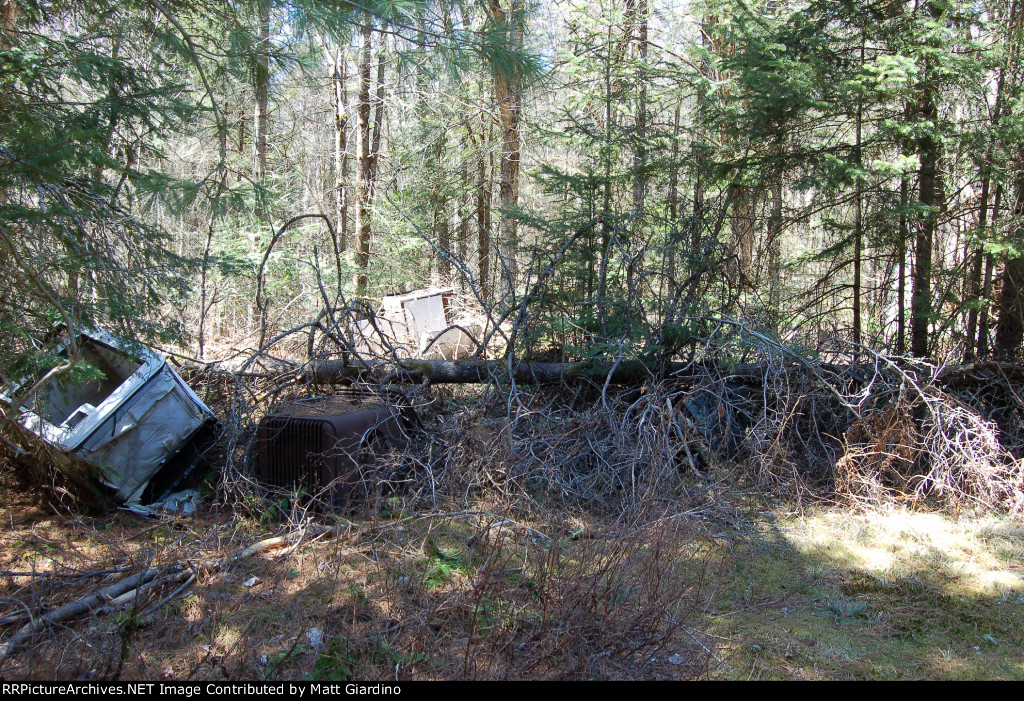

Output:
xmin=257 ymin=416 xmax=330 ymax=492
xmin=256 ymin=393 xmax=411 ymax=507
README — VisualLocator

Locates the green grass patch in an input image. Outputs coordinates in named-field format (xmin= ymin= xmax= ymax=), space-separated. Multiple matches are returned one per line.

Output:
xmin=707 ymin=507 xmax=1024 ymax=680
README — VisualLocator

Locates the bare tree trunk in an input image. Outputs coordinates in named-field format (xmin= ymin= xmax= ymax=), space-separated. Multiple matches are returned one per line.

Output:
xmin=911 ymin=141 xmax=936 ymax=359
xmin=458 ymin=140 xmax=470 ymax=289
xmin=253 ymin=0 xmax=270 ymax=184
xmin=978 ymin=258 xmax=995 ymax=354
xmin=964 ymin=52 xmax=1007 ymax=359
xmin=0 ymin=0 xmax=16 ymax=34
xmin=370 ymin=39 xmax=385 ymax=184
xmin=990 ymin=0 xmax=1022 ymax=359
xmin=896 ymin=177 xmax=908 ymax=355
xmin=0 ymin=0 xmax=17 ymax=211
xmin=912 ymin=23 xmax=940 ymax=359
xmin=331 ymin=48 xmax=349 ymax=254
xmin=488 ymin=0 xmax=524 ymax=299
xmin=468 ymin=114 xmax=492 ymax=301
xmin=433 ymin=134 xmax=452 ymax=282
xmin=853 ymin=44 xmax=864 ymax=347
xmin=768 ymin=175 xmax=783 ymax=317
xmin=691 ymin=12 xmax=712 ymax=276
xmin=964 ymin=172 xmax=991 ymax=361
xmin=198 ymin=220 xmax=216 ymax=360
xmin=631 ymin=0 xmax=648 ymax=220
xmin=979 ymin=184 xmax=1002 ymax=357
xmin=353 ymin=20 xmax=374 ymax=295
xmin=731 ymin=185 xmax=754 ymax=291
xmin=994 ymin=174 xmax=1024 ymax=358
xmin=665 ymin=99 xmax=681 ymax=307
xmin=994 ymin=259 xmax=1024 ymax=359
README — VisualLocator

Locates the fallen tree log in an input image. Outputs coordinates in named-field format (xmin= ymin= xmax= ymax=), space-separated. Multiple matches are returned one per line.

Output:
xmin=227 ymin=355 xmax=1024 ymax=390
xmin=933 ymin=361 xmax=1024 ymax=388
xmin=298 ymin=358 xmax=771 ymax=386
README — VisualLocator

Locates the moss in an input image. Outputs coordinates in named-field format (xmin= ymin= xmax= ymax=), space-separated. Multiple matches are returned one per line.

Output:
xmin=401 ymin=360 xmax=435 ymax=378
xmin=706 ymin=507 xmax=1024 ymax=680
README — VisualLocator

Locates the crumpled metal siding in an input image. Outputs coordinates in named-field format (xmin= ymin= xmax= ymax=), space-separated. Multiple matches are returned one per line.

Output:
xmin=3 ymin=328 xmax=217 ymax=505
xmin=77 ymin=365 xmax=213 ymax=503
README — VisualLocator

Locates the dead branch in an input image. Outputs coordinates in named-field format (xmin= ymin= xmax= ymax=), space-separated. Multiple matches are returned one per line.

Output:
xmin=0 ymin=567 xmax=164 ymax=663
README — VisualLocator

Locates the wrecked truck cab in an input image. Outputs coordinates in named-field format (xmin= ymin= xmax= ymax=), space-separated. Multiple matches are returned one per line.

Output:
xmin=349 ymin=287 xmax=480 ymax=360
xmin=2 ymin=328 xmax=218 ymax=506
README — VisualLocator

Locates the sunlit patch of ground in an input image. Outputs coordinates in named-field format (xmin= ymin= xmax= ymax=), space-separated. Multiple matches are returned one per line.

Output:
xmin=710 ymin=505 xmax=1024 ymax=680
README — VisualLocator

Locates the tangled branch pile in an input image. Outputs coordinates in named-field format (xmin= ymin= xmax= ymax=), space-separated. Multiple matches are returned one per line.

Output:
xmin=168 ymin=313 xmax=1024 ymax=520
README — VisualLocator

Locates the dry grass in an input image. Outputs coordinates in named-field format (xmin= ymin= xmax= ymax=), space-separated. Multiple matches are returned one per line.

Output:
xmin=4 ymin=477 xmax=1022 ymax=681
xmin=0 ymin=476 xmax=717 ymax=681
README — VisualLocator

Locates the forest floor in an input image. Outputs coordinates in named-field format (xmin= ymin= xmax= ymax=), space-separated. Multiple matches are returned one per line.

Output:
xmin=0 ymin=476 xmax=1021 ymax=681
xmin=707 ymin=506 xmax=1024 ymax=680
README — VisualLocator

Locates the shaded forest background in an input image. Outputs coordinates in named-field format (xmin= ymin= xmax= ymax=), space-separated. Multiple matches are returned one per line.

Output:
xmin=4 ymin=0 xmax=1024 ymax=368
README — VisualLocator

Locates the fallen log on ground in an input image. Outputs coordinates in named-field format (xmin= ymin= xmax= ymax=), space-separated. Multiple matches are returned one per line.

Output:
xmin=298 ymin=358 xmax=768 ymax=386
xmin=298 ymin=357 xmax=1024 ymax=388
xmin=933 ymin=361 xmax=1024 ymax=387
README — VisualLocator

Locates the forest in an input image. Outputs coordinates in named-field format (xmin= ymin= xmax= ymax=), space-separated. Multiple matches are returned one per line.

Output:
xmin=1 ymin=0 xmax=1024 ymax=682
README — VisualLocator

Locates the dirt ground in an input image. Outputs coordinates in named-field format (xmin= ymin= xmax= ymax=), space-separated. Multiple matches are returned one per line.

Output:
xmin=0 ymin=476 xmax=1021 ymax=681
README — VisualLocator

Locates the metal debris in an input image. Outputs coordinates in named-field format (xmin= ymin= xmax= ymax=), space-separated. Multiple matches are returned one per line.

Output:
xmin=1 ymin=327 xmax=218 ymax=505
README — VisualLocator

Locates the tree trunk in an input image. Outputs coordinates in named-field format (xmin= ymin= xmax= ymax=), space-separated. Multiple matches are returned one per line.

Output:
xmin=731 ymin=184 xmax=754 ymax=291
xmin=665 ymin=99 xmax=681 ymax=307
xmin=253 ymin=0 xmax=270 ymax=184
xmin=994 ymin=174 xmax=1024 ymax=358
xmin=852 ymin=40 xmax=864 ymax=347
xmin=979 ymin=184 xmax=1002 ymax=357
xmin=370 ymin=40 xmax=385 ymax=185
xmin=458 ymin=140 xmax=470 ymax=290
xmin=469 ymin=115 xmax=493 ymax=301
xmin=353 ymin=20 xmax=374 ymax=295
xmin=965 ymin=39 xmax=1009 ymax=359
xmin=433 ymin=133 xmax=452 ymax=282
xmin=896 ymin=176 xmax=908 ymax=355
xmin=488 ymin=0 xmax=524 ymax=299
xmin=911 ymin=12 xmax=940 ymax=359
xmin=964 ymin=172 xmax=990 ymax=361
xmin=0 ymin=0 xmax=16 ymax=35
xmin=991 ymin=1 xmax=1023 ymax=358
xmin=768 ymin=176 xmax=784 ymax=317
xmin=911 ymin=141 xmax=936 ymax=359
xmin=631 ymin=0 xmax=648 ymax=220
xmin=0 ymin=0 xmax=17 ymax=211
xmin=331 ymin=48 xmax=349 ymax=256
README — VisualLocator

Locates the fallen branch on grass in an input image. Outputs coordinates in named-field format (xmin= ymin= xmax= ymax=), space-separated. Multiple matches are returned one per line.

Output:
xmin=0 ymin=568 xmax=163 ymax=663
xmin=0 ymin=509 xmax=504 ymax=665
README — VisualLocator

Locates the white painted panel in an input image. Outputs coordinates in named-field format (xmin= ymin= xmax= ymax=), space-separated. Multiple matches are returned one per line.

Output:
xmin=403 ymin=294 xmax=447 ymax=341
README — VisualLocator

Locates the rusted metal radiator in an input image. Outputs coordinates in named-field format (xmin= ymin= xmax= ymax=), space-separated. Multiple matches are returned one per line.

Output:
xmin=256 ymin=390 xmax=411 ymax=507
